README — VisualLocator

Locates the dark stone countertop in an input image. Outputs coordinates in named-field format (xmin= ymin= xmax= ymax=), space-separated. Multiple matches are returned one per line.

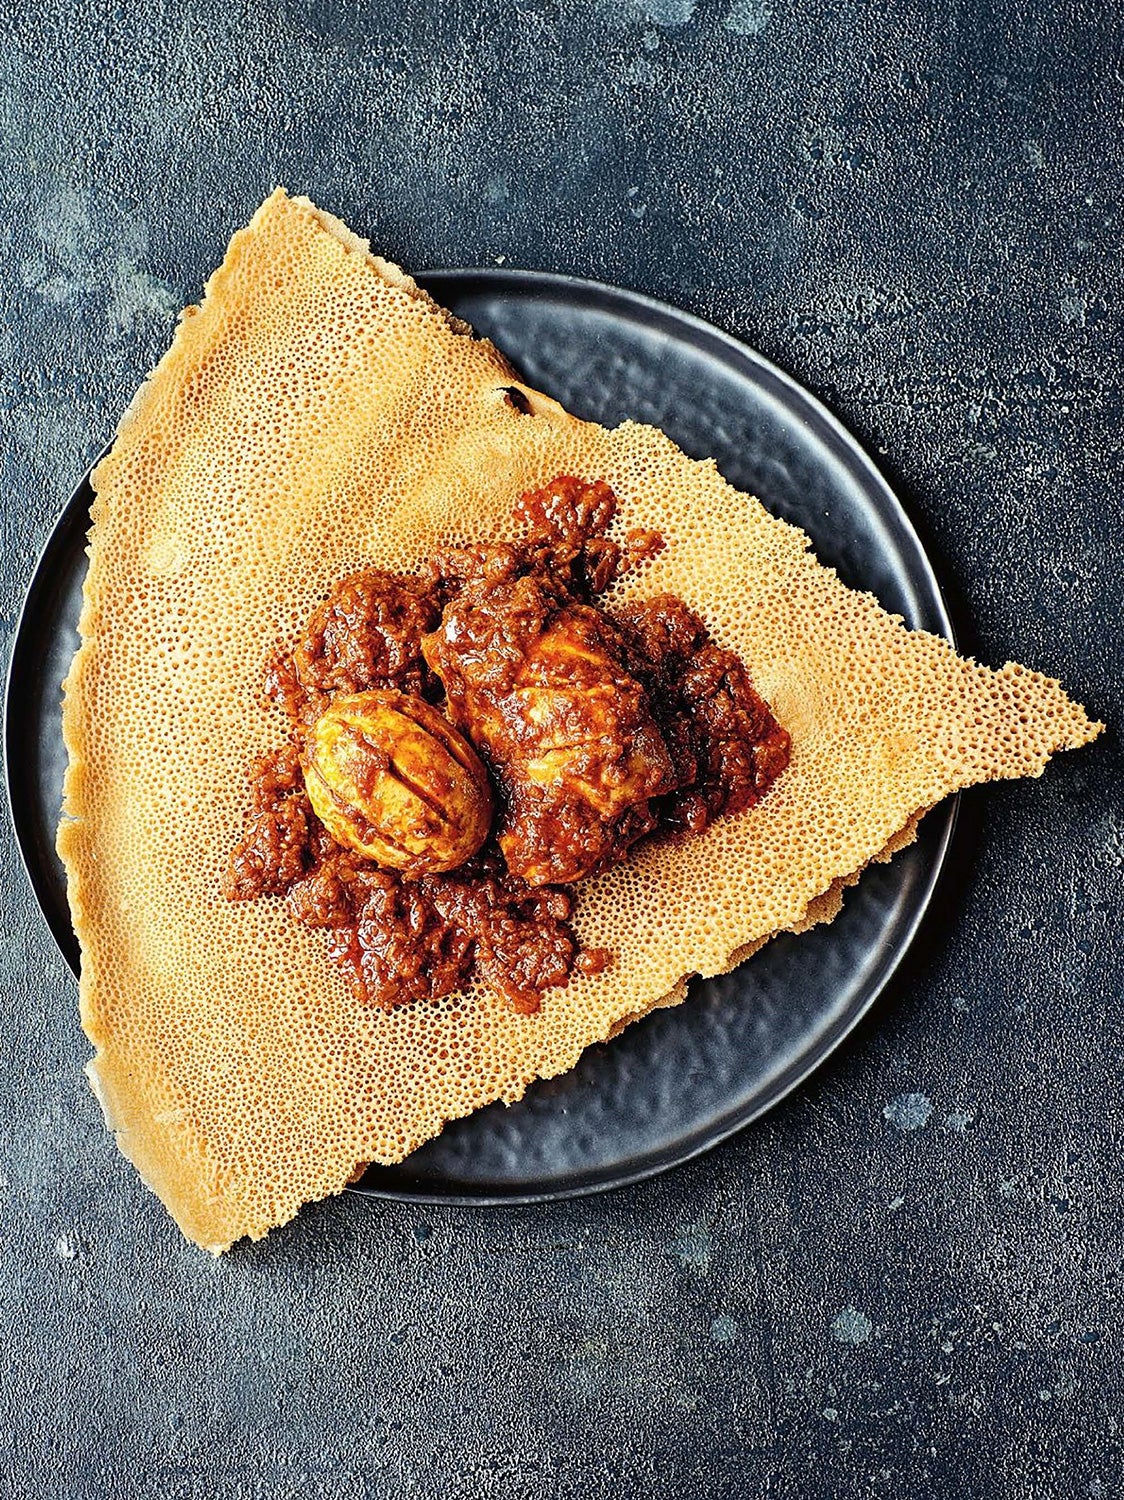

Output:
xmin=0 ymin=2 xmax=1120 ymax=1495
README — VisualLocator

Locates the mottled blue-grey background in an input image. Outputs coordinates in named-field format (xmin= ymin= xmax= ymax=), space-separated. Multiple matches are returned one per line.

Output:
xmin=1 ymin=1 xmax=1121 ymax=1496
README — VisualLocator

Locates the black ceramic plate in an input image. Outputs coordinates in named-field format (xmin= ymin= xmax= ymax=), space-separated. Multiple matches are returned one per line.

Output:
xmin=5 ymin=270 xmax=955 ymax=1206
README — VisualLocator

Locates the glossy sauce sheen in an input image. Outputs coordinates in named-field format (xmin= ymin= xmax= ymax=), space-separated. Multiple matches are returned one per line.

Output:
xmin=225 ymin=477 xmax=791 ymax=1013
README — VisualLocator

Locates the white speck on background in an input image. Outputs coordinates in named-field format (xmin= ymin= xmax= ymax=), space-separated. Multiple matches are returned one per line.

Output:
xmin=710 ymin=1315 xmax=740 ymax=1344
xmin=883 ymin=1092 xmax=934 ymax=1131
xmin=724 ymin=0 xmax=773 ymax=35
xmin=590 ymin=0 xmax=696 ymax=26
xmin=831 ymin=1307 xmax=872 ymax=1344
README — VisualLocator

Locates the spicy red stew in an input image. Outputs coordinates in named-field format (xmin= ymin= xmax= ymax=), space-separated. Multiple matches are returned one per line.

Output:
xmin=224 ymin=476 xmax=790 ymax=1013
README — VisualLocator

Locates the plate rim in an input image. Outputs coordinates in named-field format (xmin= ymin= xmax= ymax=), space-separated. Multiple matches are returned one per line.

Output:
xmin=5 ymin=474 xmax=94 ymax=975
xmin=3 ymin=267 xmax=958 ymax=1209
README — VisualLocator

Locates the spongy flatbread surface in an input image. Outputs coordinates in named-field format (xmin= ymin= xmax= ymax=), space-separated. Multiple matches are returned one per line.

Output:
xmin=59 ymin=190 xmax=1100 ymax=1251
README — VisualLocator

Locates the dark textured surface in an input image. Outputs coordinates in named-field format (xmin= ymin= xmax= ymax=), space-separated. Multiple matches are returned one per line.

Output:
xmin=0 ymin=2 xmax=1120 ymax=1496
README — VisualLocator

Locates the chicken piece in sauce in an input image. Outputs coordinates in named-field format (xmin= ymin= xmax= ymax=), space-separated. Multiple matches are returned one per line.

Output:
xmin=423 ymin=561 xmax=677 ymax=886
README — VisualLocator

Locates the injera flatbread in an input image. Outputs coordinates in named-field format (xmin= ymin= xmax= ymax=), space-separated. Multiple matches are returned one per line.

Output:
xmin=58 ymin=190 xmax=1101 ymax=1251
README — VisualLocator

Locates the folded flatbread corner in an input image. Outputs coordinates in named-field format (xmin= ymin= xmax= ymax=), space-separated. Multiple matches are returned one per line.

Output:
xmin=57 ymin=189 xmax=1101 ymax=1252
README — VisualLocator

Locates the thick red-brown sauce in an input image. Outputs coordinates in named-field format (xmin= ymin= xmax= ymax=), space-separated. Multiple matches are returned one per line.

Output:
xmin=225 ymin=476 xmax=790 ymax=1013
